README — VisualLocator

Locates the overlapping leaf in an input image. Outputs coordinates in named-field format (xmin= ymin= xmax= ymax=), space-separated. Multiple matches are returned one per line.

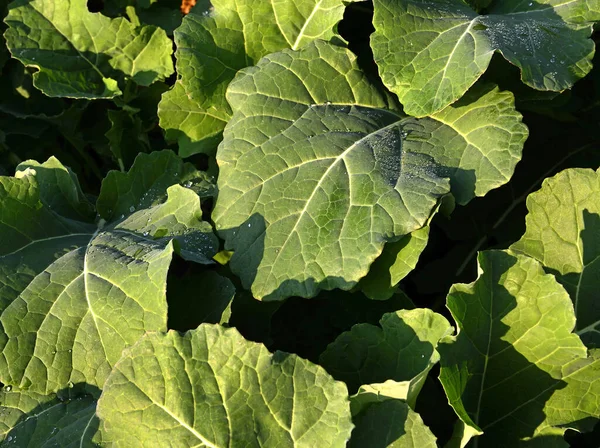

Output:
xmin=511 ymin=168 xmax=600 ymax=348
xmin=213 ymin=40 xmax=526 ymax=300
xmin=320 ymin=308 xmax=452 ymax=405
xmin=158 ymin=0 xmax=355 ymax=156
xmin=0 ymin=153 xmax=217 ymax=395
xmin=359 ymin=226 xmax=430 ymax=300
xmin=0 ymin=387 xmax=99 ymax=446
xmin=97 ymin=324 xmax=354 ymax=447
xmin=4 ymin=0 xmax=174 ymax=98
xmin=439 ymin=250 xmax=600 ymax=447
xmin=349 ymin=385 xmax=437 ymax=448
xmin=371 ymin=0 xmax=600 ymax=116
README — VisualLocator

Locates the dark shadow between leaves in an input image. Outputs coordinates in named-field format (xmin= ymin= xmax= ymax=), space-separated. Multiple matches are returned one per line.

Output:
xmin=4 ymin=383 xmax=100 ymax=447
xmin=441 ymin=251 xmax=569 ymax=445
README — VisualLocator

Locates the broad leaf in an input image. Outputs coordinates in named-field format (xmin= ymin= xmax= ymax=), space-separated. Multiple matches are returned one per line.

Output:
xmin=349 ymin=398 xmax=437 ymax=448
xmin=320 ymin=308 xmax=452 ymax=405
xmin=0 ymin=155 xmax=217 ymax=395
xmin=371 ymin=0 xmax=600 ymax=116
xmin=97 ymin=324 xmax=354 ymax=447
xmin=359 ymin=226 xmax=429 ymax=300
xmin=4 ymin=0 xmax=174 ymax=98
xmin=439 ymin=250 xmax=600 ymax=447
xmin=158 ymin=0 xmax=354 ymax=155
xmin=0 ymin=387 xmax=98 ymax=446
xmin=511 ymin=168 xmax=600 ymax=348
xmin=213 ymin=41 xmax=526 ymax=300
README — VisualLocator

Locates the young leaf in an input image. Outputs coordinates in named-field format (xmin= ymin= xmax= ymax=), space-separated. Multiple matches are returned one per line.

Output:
xmin=213 ymin=41 xmax=526 ymax=300
xmin=511 ymin=168 xmax=600 ymax=348
xmin=371 ymin=0 xmax=599 ymax=116
xmin=320 ymin=308 xmax=452 ymax=405
xmin=439 ymin=250 xmax=600 ymax=447
xmin=96 ymin=325 xmax=354 ymax=447
xmin=158 ymin=0 xmax=355 ymax=155
xmin=4 ymin=0 xmax=174 ymax=98
xmin=0 ymin=387 xmax=98 ymax=446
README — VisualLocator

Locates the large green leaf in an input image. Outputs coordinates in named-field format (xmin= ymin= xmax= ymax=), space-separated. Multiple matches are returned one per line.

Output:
xmin=0 ymin=387 xmax=98 ymax=446
xmin=320 ymin=308 xmax=452 ymax=405
xmin=4 ymin=0 xmax=174 ymax=98
xmin=97 ymin=324 xmax=354 ymax=447
xmin=213 ymin=40 xmax=526 ymax=300
xmin=439 ymin=250 xmax=600 ymax=447
xmin=0 ymin=155 xmax=217 ymax=395
xmin=158 ymin=0 xmax=354 ymax=156
xmin=511 ymin=168 xmax=600 ymax=348
xmin=371 ymin=0 xmax=600 ymax=116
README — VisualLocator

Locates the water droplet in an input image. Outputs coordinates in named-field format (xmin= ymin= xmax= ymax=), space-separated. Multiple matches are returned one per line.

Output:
xmin=4 ymin=386 xmax=12 ymax=392
xmin=247 ymin=223 xmax=251 ymax=228
xmin=119 ymin=214 xmax=125 ymax=220
xmin=68 ymin=382 xmax=74 ymax=388
xmin=129 ymin=206 xmax=135 ymax=213
xmin=7 ymin=436 xmax=12 ymax=442
xmin=184 ymin=181 xmax=193 ymax=188
xmin=143 ymin=231 xmax=149 ymax=237
xmin=68 ymin=349 xmax=72 ymax=353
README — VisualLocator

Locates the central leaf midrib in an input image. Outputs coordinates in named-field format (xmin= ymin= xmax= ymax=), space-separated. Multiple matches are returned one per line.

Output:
xmin=262 ymin=119 xmax=404 ymax=282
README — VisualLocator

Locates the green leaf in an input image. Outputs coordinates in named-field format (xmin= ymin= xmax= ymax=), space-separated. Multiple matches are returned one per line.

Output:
xmin=96 ymin=150 xmax=210 ymax=222
xmin=105 ymin=110 xmax=149 ymax=171
xmin=4 ymin=0 xmax=174 ymax=98
xmin=0 ymin=157 xmax=217 ymax=395
xmin=359 ymin=226 xmax=429 ymax=300
xmin=320 ymin=308 xmax=452 ymax=406
xmin=511 ymin=168 xmax=600 ymax=348
xmin=0 ymin=158 xmax=96 ymax=311
xmin=371 ymin=0 xmax=599 ymax=116
xmin=0 ymin=388 xmax=99 ymax=446
xmin=438 ymin=250 xmax=600 ymax=447
xmin=213 ymin=41 xmax=526 ymax=300
xmin=158 ymin=0 xmax=353 ymax=156
xmin=349 ymin=395 xmax=437 ymax=448
xmin=97 ymin=324 xmax=354 ymax=447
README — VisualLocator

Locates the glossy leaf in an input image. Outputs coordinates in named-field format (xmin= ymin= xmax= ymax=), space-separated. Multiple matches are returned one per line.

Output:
xmin=213 ymin=41 xmax=526 ymax=300
xmin=371 ymin=0 xmax=599 ymax=116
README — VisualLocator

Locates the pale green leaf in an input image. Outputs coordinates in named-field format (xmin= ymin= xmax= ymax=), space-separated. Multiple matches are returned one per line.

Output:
xmin=511 ymin=168 xmax=600 ymax=348
xmin=439 ymin=250 xmax=600 ymax=447
xmin=320 ymin=308 xmax=452 ymax=407
xmin=359 ymin=226 xmax=429 ymax=300
xmin=349 ymin=398 xmax=437 ymax=448
xmin=4 ymin=0 xmax=174 ymax=98
xmin=213 ymin=41 xmax=526 ymax=300
xmin=158 ymin=0 xmax=353 ymax=156
xmin=97 ymin=324 xmax=354 ymax=447
xmin=371 ymin=0 xmax=599 ymax=116
xmin=350 ymin=380 xmax=418 ymax=416
xmin=0 ymin=388 xmax=98 ymax=447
